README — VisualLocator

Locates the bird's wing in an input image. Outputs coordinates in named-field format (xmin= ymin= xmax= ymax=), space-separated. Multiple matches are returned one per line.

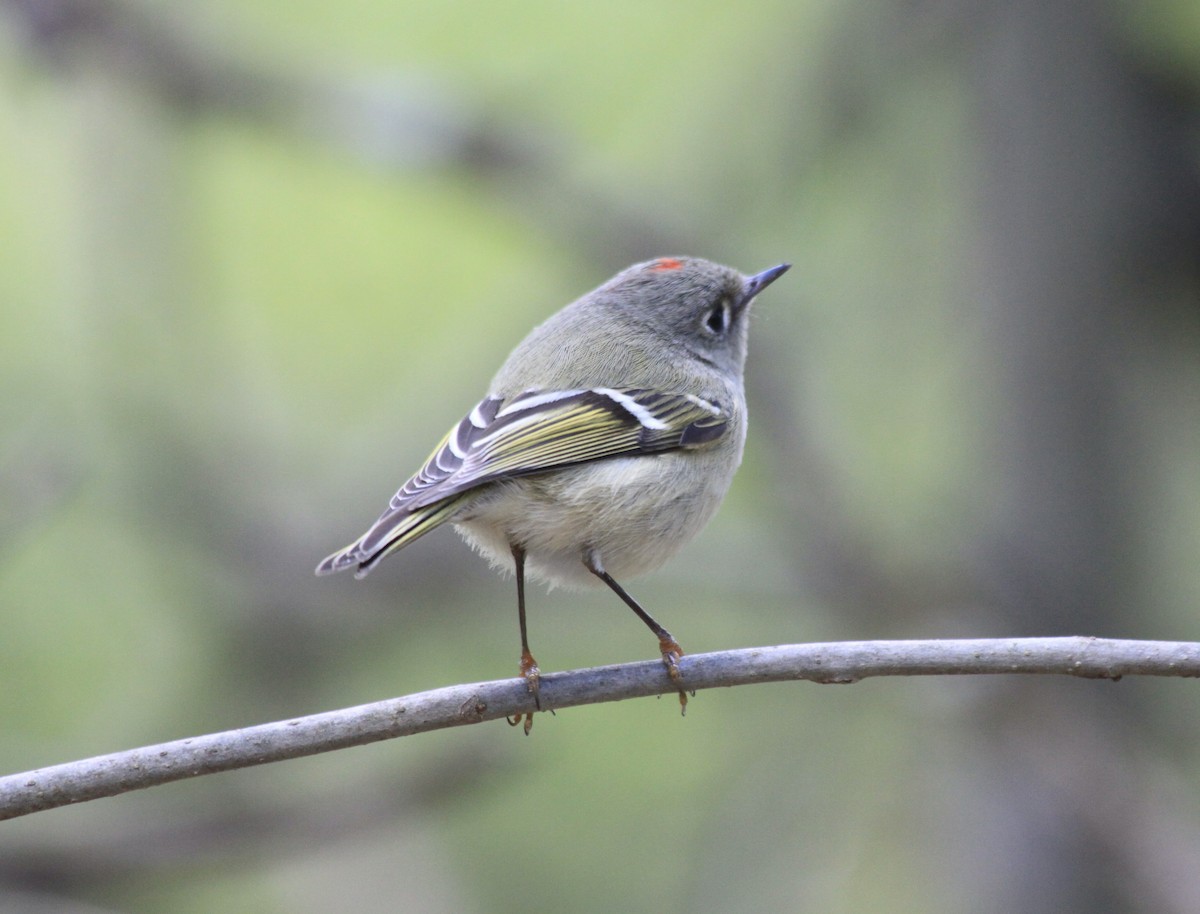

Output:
xmin=315 ymin=388 xmax=728 ymax=576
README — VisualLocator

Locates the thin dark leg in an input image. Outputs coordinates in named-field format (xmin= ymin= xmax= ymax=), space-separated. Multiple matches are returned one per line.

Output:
xmin=582 ymin=549 xmax=688 ymax=714
xmin=507 ymin=544 xmax=540 ymax=734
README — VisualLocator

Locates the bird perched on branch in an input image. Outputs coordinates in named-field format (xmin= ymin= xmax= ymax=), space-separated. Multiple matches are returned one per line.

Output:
xmin=317 ymin=256 xmax=790 ymax=732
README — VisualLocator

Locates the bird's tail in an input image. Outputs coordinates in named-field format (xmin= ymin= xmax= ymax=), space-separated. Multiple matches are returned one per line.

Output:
xmin=314 ymin=495 xmax=467 ymax=579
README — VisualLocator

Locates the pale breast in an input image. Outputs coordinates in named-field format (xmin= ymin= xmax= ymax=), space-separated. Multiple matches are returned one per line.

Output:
xmin=453 ymin=448 xmax=739 ymax=589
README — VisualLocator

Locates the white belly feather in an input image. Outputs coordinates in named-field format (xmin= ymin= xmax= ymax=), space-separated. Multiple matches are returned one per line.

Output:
xmin=453 ymin=449 xmax=738 ymax=589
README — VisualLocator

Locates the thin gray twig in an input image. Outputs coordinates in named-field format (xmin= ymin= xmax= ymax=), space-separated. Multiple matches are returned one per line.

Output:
xmin=2 ymin=637 xmax=1197 ymax=821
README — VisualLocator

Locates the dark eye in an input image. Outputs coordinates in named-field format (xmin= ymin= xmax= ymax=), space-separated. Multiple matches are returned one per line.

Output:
xmin=703 ymin=301 xmax=730 ymax=335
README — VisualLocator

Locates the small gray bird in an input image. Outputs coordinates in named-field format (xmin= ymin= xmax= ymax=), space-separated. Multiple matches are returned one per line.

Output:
xmin=317 ymin=256 xmax=789 ymax=731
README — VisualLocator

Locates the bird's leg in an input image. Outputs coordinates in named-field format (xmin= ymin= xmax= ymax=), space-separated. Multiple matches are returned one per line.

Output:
xmin=582 ymin=549 xmax=688 ymax=715
xmin=507 ymin=543 xmax=539 ymax=734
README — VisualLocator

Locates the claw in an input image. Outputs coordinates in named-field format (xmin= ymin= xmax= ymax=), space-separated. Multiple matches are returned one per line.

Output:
xmin=506 ymin=712 xmax=534 ymax=735
xmin=658 ymin=637 xmax=688 ymax=715
xmin=520 ymin=649 xmax=542 ymax=711
xmin=506 ymin=649 xmax=541 ymax=735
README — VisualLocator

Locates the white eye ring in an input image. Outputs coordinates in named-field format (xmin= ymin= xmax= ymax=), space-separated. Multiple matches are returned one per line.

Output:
xmin=702 ymin=301 xmax=731 ymax=336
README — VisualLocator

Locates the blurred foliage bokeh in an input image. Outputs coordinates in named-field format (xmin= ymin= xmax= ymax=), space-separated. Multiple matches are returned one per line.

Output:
xmin=3 ymin=0 xmax=1200 ymax=911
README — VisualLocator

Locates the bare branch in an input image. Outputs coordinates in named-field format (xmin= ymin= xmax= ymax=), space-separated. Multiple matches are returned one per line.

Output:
xmin=2 ymin=637 xmax=1198 ymax=821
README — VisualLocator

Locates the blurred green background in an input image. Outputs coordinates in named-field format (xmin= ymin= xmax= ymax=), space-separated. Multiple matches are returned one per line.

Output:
xmin=3 ymin=1 xmax=1200 ymax=911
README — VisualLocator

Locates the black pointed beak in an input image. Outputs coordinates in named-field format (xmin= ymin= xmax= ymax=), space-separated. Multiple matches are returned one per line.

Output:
xmin=738 ymin=263 xmax=790 ymax=309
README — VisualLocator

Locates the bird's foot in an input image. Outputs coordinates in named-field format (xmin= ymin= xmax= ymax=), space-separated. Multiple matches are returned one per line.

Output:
xmin=659 ymin=637 xmax=689 ymax=716
xmin=506 ymin=649 xmax=541 ymax=735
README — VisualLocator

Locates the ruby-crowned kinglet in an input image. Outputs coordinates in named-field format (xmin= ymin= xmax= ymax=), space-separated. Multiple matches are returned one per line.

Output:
xmin=317 ymin=256 xmax=789 ymax=729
